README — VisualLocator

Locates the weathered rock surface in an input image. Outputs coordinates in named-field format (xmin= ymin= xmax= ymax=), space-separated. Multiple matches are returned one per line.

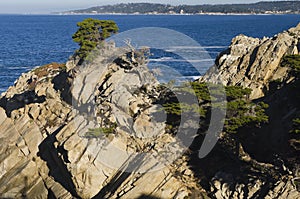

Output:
xmin=1 ymin=24 xmax=300 ymax=199
xmin=210 ymin=171 xmax=299 ymax=199
xmin=201 ymin=23 xmax=300 ymax=99
xmin=195 ymin=23 xmax=300 ymax=199
xmin=0 ymin=44 xmax=204 ymax=198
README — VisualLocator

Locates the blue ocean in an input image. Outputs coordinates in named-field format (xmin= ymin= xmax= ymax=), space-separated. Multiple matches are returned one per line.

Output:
xmin=0 ymin=14 xmax=299 ymax=93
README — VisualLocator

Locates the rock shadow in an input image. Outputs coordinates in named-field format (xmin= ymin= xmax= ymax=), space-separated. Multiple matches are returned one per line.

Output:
xmin=92 ymin=154 xmax=146 ymax=199
xmin=0 ymin=90 xmax=46 ymax=117
xmin=37 ymin=126 xmax=79 ymax=198
xmin=52 ymin=71 xmax=73 ymax=105
xmin=136 ymin=195 xmax=161 ymax=199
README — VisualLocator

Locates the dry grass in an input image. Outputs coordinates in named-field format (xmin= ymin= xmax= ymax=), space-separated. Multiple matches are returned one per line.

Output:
xmin=33 ymin=62 xmax=66 ymax=78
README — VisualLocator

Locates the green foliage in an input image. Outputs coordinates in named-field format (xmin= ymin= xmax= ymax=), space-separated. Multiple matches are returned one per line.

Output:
xmin=161 ymin=82 xmax=268 ymax=134
xmin=289 ymin=117 xmax=300 ymax=151
xmin=188 ymin=82 xmax=210 ymax=102
xmin=291 ymin=118 xmax=300 ymax=134
xmin=161 ymin=82 xmax=213 ymax=118
xmin=72 ymin=18 xmax=119 ymax=60
xmin=180 ymin=82 xmax=226 ymax=103
xmin=225 ymin=86 xmax=252 ymax=101
xmin=85 ymin=123 xmax=117 ymax=138
xmin=281 ymin=54 xmax=300 ymax=76
xmin=224 ymin=85 xmax=268 ymax=133
xmin=225 ymin=101 xmax=269 ymax=133
xmin=162 ymin=102 xmax=206 ymax=117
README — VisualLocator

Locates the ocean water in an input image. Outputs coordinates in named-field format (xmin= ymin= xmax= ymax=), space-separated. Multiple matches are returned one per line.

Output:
xmin=0 ymin=14 xmax=299 ymax=92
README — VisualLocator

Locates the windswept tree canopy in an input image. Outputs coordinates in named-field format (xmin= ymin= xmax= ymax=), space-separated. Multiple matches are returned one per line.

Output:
xmin=72 ymin=18 xmax=119 ymax=60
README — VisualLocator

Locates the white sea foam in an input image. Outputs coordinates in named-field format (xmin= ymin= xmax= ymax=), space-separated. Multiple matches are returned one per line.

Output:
xmin=7 ymin=66 xmax=31 ymax=70
xmin=166 ymin=46 xmax=227 ymax=49
xmin=149 ymin=57 xmax=214 ymax=63
xmin=181 ymin=75 xmax=202 ymax=80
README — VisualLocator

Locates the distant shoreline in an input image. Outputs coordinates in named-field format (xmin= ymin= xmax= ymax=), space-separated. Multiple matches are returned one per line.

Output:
xmin=62 ymin=1 xmax=300 ymax=16
xmin=55 ymin=12 xmax=300 ymax=16
xmin=1 ymin=12 xmax=300 ymax=16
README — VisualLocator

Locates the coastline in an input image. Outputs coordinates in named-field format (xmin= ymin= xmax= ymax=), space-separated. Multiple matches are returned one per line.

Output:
xmin=55 ymin=12 xmax=300 ymax=16
xmin=0 ymin=14 xmax=299 ymax=198
xmin=1 ymin=12 xmax=300 ymax=16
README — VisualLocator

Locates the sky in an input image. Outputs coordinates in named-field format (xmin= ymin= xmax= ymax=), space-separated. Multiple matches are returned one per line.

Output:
xmin=0 ymin=0 xmax=284 ymax=14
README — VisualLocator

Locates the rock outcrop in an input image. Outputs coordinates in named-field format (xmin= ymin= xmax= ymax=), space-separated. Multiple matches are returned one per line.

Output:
xmin=1 ymin=24 xmax=300 ymax=199
xmin=210 ymin=171 xmax=300 ymax=199
xmin=0 ymin=43 xmax=205 ymax=198
xmin=196 ymin=23 xmax=300 ymax=199
xmin=201 ymin=23 xmax=300 ymax=99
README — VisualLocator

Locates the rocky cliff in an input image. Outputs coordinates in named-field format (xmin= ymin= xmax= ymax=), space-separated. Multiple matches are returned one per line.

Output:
xmin=201 ymin=23 xmax=300 ymax=99
xmin=0 ymin=43 xmax=206 ymax=198
xmin=0 ymin=24 xmax=300 ymax=199
xmin=197 ymin=23 xmax=300 ymax=199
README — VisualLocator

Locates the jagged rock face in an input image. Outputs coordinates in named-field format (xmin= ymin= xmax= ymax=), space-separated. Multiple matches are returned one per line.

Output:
xmin=210 ymin=171 xmax=299 ymax=199
xmin=1 ymin=26 xmax=300 ymax=198
xmin=201 ymin=23 xmax=300 ymax=99
xmin=0 ymin=44 xmax=204 ymax=198
xmin=198 ymin=23 xmax=300 ymax=199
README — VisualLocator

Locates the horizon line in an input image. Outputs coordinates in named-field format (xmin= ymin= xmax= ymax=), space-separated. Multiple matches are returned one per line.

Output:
xmin=0 ymin=1 xmax=298 ymax=14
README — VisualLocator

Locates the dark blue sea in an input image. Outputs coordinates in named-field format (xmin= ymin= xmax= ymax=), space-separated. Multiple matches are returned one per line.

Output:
xmin=0 ymin=14 xmax=299 ymax=93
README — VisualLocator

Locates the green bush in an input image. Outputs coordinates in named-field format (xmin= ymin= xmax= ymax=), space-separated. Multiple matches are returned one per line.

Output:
xmin=85 ymin=123 xmax=117 ymax=138
xmin=225 ymin=86 xmax=252 ymax=101
xmin=281 ymin=54 xmax=300 ymax=76
xmin=162 ymin=102 xmax=206 ymax=117
xmin=161 ymin=82 xmax=268 ymax=134
xmin=291 ymin=118 xmax=300 ymax=134
xmin=225 ymin=101 xmax=269 ymax=133
xmin=179 ymin=82 xmax=226 ymax=103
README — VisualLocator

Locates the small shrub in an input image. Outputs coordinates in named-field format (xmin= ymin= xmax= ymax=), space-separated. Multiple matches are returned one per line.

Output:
xmin=291 ymin=118 xmax=300 ymax=134
xmin=281 ymin=54 xmax=300 ymax=76
xmin=33 ymin=63 xmax=66 ymax=78
xmin=225 ymin=101 xmax=269 ymax=133
xmin=85 ymin=123 xmax=117 ymax=138
xmin=162 ymin=102 xmax=206 ymax=117
xmin=225 ymin=86 xmax=252 ymax=101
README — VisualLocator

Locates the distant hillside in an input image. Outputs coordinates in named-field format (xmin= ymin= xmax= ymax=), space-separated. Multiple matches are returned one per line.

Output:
xmin=62 ymin=1 xmax=300 ymax=14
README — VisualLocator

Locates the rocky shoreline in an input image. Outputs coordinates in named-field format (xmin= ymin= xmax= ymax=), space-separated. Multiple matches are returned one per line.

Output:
xmin=0 ymin=23 xmax=299 ymax=198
